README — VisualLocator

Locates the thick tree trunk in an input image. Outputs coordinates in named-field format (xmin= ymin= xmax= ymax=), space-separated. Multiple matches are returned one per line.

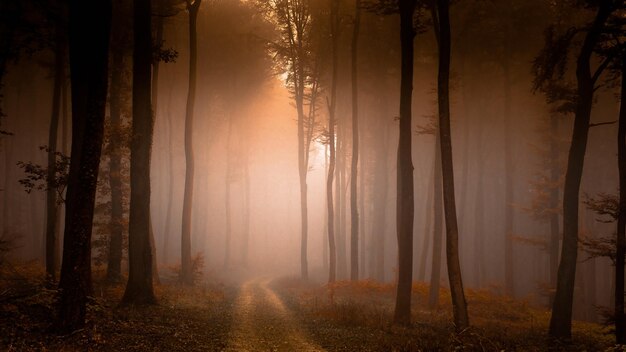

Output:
xmin=181 ymin=0 xmax=201 ymax=285
xmin=46 ymin=24 xmax=65 ymax=283
xmin=615 ymin=54 xmax=626 ymax=344
xmin=393 ymin=0 xmax=416 ymax=326
xmin=350 ymin=0 xmax=361 ymax=281
xmin=436 ymin=0 xmax=469 ymax=331
xmin=106 ymin=38 xmax=123 ymax=283
xmin=57 ymin=0 xmax=111 ymax=332
xmin=549 ymin=3 xmax=611 ymax=339
xmin=122 ymin=0 xmax=156 ymax=305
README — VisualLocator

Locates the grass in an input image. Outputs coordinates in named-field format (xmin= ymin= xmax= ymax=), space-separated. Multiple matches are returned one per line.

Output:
xmin=274 ymin=278 xmax=619 ymax=351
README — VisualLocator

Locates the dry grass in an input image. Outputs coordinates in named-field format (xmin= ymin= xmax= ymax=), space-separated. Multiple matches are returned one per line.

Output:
xmin=274 ymin=278 xmax=618 ymax=351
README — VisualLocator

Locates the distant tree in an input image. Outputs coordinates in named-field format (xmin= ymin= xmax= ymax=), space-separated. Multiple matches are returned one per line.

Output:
xmin=326 ymin=0 xmax=340 ymax=284
xmin=121 ymin=0 xmax=157 ymax=305
xmin=349 ymin=0 xmax=361 ymax=281
xmin=180 ymin=0 xmax=201 ymax=285
xmin=57 ymin=0 xmax=111 ymax=332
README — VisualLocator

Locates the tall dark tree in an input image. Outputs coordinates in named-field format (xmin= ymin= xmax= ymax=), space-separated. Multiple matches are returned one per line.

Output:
xmin=393 ymin=0 xmax=417 ymax=326
xmin=45 ymin=11 xmax=67 ymax=283
xmin=57 ymin=0 xmax=111 ymax=332
xmin=121 ymin=0 xmax=156 ymax=305
xmin=181 ymin=0 xmax=201 ymax=285
xmin=616 ymin=50 xmax=626 ymax=345
xmin=435 ymin=0 xmax=469 ymax=331
xmin=349 ymin=0 xmax=361 ymax=281
xmin=326 ymin=0 xmax=339 ymax=284
xmin=549 ymin=2 xmax=614 ymax=339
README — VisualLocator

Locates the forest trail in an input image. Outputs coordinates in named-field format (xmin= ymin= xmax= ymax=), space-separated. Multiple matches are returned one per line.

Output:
xmin=225 ymin=278 xmax=325 ymax=352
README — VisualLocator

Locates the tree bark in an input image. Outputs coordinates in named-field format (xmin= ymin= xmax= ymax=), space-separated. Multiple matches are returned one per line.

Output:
xmin=429 ymin=136 xmax=443 ymax=308
xmin=46 ymin=23 xmax=65 ymax=283
xmin=436 ymin=0 xmax=469 ymax=331
xmin=350 ymin=0 xmax=361 ymax=281
xmin=57 ymin=0 xmax=111 ymax=332
xmin=122 ymin=0 xmax=156 ymax=305
xmin=549 ymin=3 xmax=612 ymax=339
xmin=181 ymin=0 xmax=201 ymax=285
xmin=503 ymin=57 xmax=515 ymax=296
xmin=106 ymin=35 xmax=124 ymax=283
xmin=548 ymin=114 xmax=560 ymax=306
xmin=393 ymin=0 xmax=416 ymax=326
xmin=326 ymin=0 xmax=339 ymax=284
xmin=615 ymin=53 xmax=626 ymax=344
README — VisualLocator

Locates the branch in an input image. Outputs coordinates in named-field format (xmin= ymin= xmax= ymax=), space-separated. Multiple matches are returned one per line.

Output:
xmin=589 ymin=120 xmax=617 ymax=128
xmin=591 ymin=52 xmax=616 ymax=86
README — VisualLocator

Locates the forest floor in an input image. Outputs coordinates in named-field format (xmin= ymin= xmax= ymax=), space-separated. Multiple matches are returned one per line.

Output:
xmin=0 ymin=262 xmax=620 ymax=351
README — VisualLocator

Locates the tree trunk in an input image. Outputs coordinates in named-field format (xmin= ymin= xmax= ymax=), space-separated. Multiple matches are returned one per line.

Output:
xmin=122 ymin=0 xmax=156 ymax=305
xmin=549 ymin=3 xmax=611 ymax=339
xmin=503 ymin=57 xmax=515 ymax=296
xmin=417 ymin=164 xmax=433 ymax=282
xmin=473 ymin=120 xmax=485 ymax=287
xmin=372 ymin=120 xmax=389 ymax=282
xmin=181 ymin=0 xmax=201 ymax=285
xmin=349 ymin=0 xmax=361 ymax=282
xmin=224 ymin=116 xmax=232 ymax=269
xmin=162 ymin=88 xmax=174 ymax=266
xmin=548 ymin=114 xmax=560 ymax=306
xmin=393 ymin=0 xmax=416 ymax=326
xmin=46 ymin=23 xmax=65 ymax=283
xmin=326 ymin=0 xmax=339 ymax=284
xmin=57 ymin=0 xmax=111 ymax=332
xmin=335 ymin=128 xmax=346 ymax=279
xmin=429 ymin=136 xmax=443 ymax=308
xmin=436 ymin=0 xmax=469 ymax=331
xmin=615 ymin=53 xmax=626 ymax=344
xmin=106 ymin=35 xmax=123 ymax=283
xmin=242 ymin=151 xmax=251 ymax=267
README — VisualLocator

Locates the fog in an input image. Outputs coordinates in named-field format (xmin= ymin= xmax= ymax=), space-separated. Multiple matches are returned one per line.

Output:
xmin=0 ymin=0 xmax=621 ymax=326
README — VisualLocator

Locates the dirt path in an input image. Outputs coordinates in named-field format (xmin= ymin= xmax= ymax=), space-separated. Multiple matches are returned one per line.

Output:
xmin=225 ymin=278 xmax=325 ymax=352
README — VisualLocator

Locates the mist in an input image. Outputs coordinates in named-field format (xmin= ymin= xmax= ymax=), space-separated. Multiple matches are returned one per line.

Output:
xmin=0 ymin=0 xmax=624 ymax=349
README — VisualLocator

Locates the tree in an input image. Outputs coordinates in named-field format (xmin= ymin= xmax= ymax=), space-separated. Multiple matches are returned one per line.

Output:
xmin=57 ymin=0 xmax=111 ymax=332
xmin=257 ymin=0 xmax=322 ymax=280
xmin=326 ymin=0 xmax=340 ymax=284
xmin=349 ymin=0 xmax=361 ymax=281
xmin=181 ymin=0 xmax=201 ymax=285
xmin=393 ymin=0 xmax=417 ymax=326
xmin=617 ymin=46 xmax=626 ymax=345
xmin=548 ymin=2 xmax=615 ymax=339
xmin=434 ymin=0 xmax=469 ymax=331
xmin=121 ymin=0 xmax=157 ymax=305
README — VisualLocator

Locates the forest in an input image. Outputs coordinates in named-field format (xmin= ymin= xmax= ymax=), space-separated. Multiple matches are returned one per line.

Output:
xmin=1 ymin=0 xmax=625 ymax=350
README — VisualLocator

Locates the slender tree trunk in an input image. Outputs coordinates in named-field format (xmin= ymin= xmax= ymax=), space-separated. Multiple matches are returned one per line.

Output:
xmin=417 ymin=164 xmax=433 ymax=282
xmin=224 ymin=116 xmax=232 ymax=269
xmin=242 ymin=151 xmax=251 ymax=267
xmin=373 ymin=119 xmax=389 ymax=282
xmin=323 ymin=143 xmax=329 ymax=273
xmin=181 ymin=0 xmax=201 ymax=285
xmin=46 ymin=24 xmax=65 ymax=283
xmin=549 ymin=3 xmax=611 ymax=339
xmin=327 ymin=0 xmax=339 ymax=284
xmin=436 ymin=0 xmax=469 ymax=331
xmin=548 ymin=114 xmax=560 ymax=306
xmin=473 ymin=138 xmax=485 ymax=287
xmin=122 ymin=0 xmax=156 ymax=305
xmin=162 ymin=89 xmax=174 ymax=265
xmin=429 ymin=137 xmax=443 ymax=308
xmin=393 ymin=0 xmax=417 ymax=326
xmin=57 ymin=0 xmax=111 ymax=332
xmin=503 ymin=57 xmax=515 ymax=296
xmin=615 ymin=53 xmax=626 ymax=345
xmin=150 ymin=0 xmax=165 ymax=284
xmin=106 ymin=37 xmax=123 ymax=283
xmin=349 ymin=0 xmax=361 ymax=281
xmin=297 ymin=76 xmax=309 ymax=282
